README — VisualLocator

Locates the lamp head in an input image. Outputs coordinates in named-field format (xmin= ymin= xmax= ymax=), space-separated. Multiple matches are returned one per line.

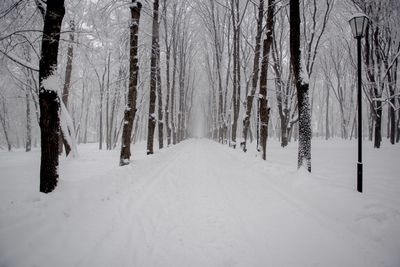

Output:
xmin=349 ymin=13 xmax=369 ymax=38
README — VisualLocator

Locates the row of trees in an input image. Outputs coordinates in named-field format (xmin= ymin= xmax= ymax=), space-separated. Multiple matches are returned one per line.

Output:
xmin=200 ymin=0 xmax=334 ymax=171
xmin=0 ymin=0 xmax=399 ymax=192
xmin=0 ymin=0 xmax=198 ymax=192
xmin=200 ymin=0 xmax=400 ymax=162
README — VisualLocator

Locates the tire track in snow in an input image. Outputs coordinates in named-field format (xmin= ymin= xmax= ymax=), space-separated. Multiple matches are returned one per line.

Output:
xmin=76 ymin=142 xmax=191 ymax=267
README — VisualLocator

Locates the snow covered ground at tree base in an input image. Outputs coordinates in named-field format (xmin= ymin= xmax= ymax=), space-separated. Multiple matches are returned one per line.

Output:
xmin=0 ymin=139 xmax=399 ymax=267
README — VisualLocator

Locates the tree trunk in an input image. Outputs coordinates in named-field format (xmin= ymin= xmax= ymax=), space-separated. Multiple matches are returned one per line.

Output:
xmin=25 ymin=86 xmax=32 ymax=152
xmin=162 ymin=0 xmax=171 ymax=146
xmin=99 ymin=88 xmax=103 ymax=149
xmin=259 ymin=0 xmax=274 ymax=160
xmin=105 ymin=53 xmax=111 ymax=150
xmin=241 ymin=0 xmax=264 ymax=152
xmin=230 ymin=0 xmax=241 ymax=149
xmin=387 ymin=65 xmax=396 ymax=145
xmin=146 ymin=0 xmax=159 ymax=155
xmin=368 ymin=103 xmax=373 ymax=141
xmin=374 ymin=101 xmax=382 ymax=148
xmin=325 ymin=83 xmax=330 ymax=140
xmin=171 ymin=30 xmax=177 ymax=145
xmin=60 ymin=20 xmax=75 ymax=156
xmin=120 ymin=0 xmax=142 ymax=166
xmin=0 ymin=97 xmax=12 ymax=151
xmin=156 ymin=39 xmax=164 ymax=149
xmin=39 ymin=0 xmax=65 ymax=193
xmin=290 ymin=0 xmax=311 ymax=172
xmin=177 ymin=33 xmax=185 ymax=143
xmin=397 ymin=106 xmax=400 ymax=143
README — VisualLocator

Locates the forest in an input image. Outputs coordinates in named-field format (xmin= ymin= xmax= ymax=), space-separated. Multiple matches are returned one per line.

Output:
xmin=0 ymin=0 xmax=400 ymax=266
xmin=0 ymin=0 xmax=399 ymax=173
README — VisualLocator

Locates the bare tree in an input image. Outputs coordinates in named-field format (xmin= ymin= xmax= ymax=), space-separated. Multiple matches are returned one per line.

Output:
xmin=146 ymin=0 xmax=160 ymax=155
xmin=156 ymin=29 xmax=163 ymax=149
xmin=271 ymin=8 xmax=296 ymax=147
xmin=290 ymin=0 xmax=312 ymax=171
xmin=240 ymin=0 xmax=264 ymax=152
xmin=162 ymin=0 xmax=172 ymax=145
xmin=259 ymin=0 xmax=275 ymax=160
xmin=60 ymin=20 xmax=75 ymax=156
xmin=120 ymin=0 xmax=142 ymax=166
xmin=230 ymin=0 xmax=249 ymax=148
xmin=39 ymin=0 xmax=65 ymax=193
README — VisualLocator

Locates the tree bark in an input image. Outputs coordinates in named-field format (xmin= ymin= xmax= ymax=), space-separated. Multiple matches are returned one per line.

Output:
xmin=290 ymin=0 xmax=311 ymax=172
xmin=240 ymin=0 xmax=264 ymax=152
xmin=259 ymin=0 xmax=275 ymax=160
xmin=39 ymin=0 xmax=65 ymax=193
xmin=171 ymin=25 xmax=178 ymax=145
xmin=156 ymin=39 xmax=164 ymax=149
xmin=120 ymin=0 xmax=142 ymax=166
xmin=60 ymin=20 xmax=75 ymax=156
xmin=374 ymin=103 xmax=382 ymax=148
xmin=25 ymin=85 xmax=32 ymax=152
xmin=146 ymin=0 xmax=159 ymax=155
xmin=162 ymin=0 xmax=171 ymax=146
xmin=230 ymin=0 xmax=241 ymax=149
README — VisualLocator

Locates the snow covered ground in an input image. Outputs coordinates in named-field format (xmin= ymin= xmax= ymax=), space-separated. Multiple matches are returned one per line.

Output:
xmin=0 ymin=139 xmax=399 ymax=267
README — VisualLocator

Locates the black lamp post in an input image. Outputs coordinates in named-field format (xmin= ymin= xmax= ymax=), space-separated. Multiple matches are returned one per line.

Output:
xmin=349 ymin=13 xmax=369 ymax=193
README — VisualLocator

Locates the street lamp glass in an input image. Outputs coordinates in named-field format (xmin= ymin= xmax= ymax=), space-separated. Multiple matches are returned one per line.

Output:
xmin=349 ymin=14 xmax=369 ymax=38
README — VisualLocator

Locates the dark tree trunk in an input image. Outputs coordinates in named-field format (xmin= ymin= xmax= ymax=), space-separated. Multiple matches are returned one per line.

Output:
xmin=389 ymin=90 xmax=396 ymax=145
xmin=146 ymin=0 xmax=159 ymax=155
xmin=177 ymin=33 xmax=185 ymax=143
xmin=230 ymin=0 xmax=241 ymax=149
xmin=373 ymin=25 xmax=383 ymax=149
xmin=280 ymin=112 xmax=289 ymax=146
xmin=60 ymin=20 xmax=75 ymax=156
xmin=241 ymin=0 xmax=264 ymax=152
xmin=171 ymin=29 xmax=177 ymax=145
xmin=397 ymin=106 xmax=400 ymax=143
xmin=120 ymin=0 xmax=142 ymax=166
xmin=374 ymin=101 xmax=382 ymax=148
xmin=25 ymin=87 xmax=32 ymax=152
xmin=156 ymin=39 xmax=164 ymax=149
xmin=290 ymin=0 xmax=311 ymax=172
xmin=162 ymin=0 xmax=171 ymax=146
xmin=39 ymin=0 xmax=65 ymax=193
xmin=259 ymin=0 xmax=274 ymax=160
xmin=386 ymin=58 xmax=396 ymax=144
xmin=208 ymin=0 xmax=224 ymax=143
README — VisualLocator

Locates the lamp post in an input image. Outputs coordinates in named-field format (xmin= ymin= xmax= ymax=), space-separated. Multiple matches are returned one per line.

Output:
xmin=349 ymin=13 xmax=369 ymax=193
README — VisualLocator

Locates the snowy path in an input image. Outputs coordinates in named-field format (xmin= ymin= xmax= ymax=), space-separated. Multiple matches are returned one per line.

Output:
xmin=1 ymin=139 xmax=399 ymax=267
xmin=107 ymin=140 xmax=382 ymax=267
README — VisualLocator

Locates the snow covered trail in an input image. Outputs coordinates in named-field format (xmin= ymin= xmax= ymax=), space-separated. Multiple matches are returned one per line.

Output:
xmin=109 ymin=139 xmax=384 ymax=267
xmin=1 ymin=139 xmax=399 ymax=267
